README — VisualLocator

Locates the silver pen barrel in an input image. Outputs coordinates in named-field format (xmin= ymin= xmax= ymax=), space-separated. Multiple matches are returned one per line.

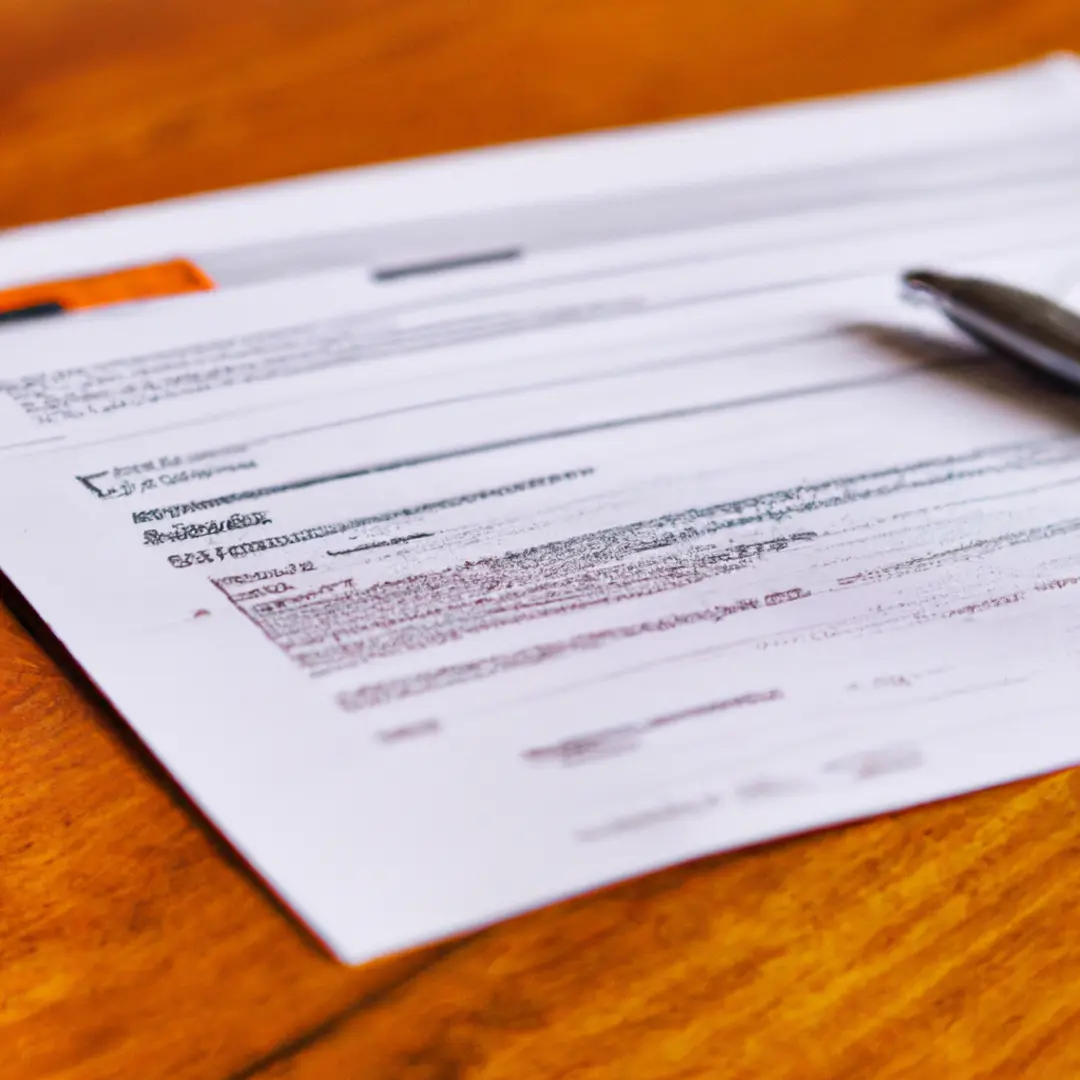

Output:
xmin=902 ymin=269 xmax=1080 ymax=389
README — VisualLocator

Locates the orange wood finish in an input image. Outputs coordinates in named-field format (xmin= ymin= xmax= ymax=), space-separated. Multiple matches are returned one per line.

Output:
xmin=4 ymin=3 xmax=1080 ymax=1077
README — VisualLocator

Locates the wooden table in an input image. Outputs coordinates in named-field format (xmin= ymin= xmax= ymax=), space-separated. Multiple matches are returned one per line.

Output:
xmin=5 ymin=2 xmax=1080 ymax=1077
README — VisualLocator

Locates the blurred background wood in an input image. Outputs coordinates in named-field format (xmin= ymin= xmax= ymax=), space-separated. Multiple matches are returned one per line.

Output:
xmin=4 ymin=2 xmax=1080 ymax=1077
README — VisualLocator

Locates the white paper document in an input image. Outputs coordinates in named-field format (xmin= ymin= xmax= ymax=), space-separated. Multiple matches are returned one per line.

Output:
xmin=5 ymin=59 xmax=1080 ymax=961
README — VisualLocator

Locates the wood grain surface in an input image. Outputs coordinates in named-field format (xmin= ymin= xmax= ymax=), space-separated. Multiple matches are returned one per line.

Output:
xmin=4 ymin=2 xmax=1080 ymax=1077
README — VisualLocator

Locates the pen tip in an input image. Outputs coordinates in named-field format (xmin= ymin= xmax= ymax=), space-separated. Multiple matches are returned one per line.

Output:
xmin=901 ymin=268 xmax=951 ymax=305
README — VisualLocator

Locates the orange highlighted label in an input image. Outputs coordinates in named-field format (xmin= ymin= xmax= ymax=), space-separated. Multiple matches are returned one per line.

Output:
xmin=0 ymin=258 xmax=214 ymax=315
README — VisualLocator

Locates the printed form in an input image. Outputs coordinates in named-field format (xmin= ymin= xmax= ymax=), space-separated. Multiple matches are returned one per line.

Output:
xmin=4 ymin=59 xmax=1080 ymax=961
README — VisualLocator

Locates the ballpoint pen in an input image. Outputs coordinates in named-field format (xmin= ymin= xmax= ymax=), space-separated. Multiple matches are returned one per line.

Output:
xmin=901 ymin=269 xmax=1080 ymax=389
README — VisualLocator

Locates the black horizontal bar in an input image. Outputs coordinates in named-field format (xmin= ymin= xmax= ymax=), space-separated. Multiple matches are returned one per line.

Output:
xmin=372 ymin=248 xmax=522 ymax=282
xmin=0 ymin=300 xmax=65 ymax=325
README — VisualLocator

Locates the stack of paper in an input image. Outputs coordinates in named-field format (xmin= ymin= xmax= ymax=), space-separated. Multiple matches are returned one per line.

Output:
xmin=3 ymin=57 xmax=1080 ymax=962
